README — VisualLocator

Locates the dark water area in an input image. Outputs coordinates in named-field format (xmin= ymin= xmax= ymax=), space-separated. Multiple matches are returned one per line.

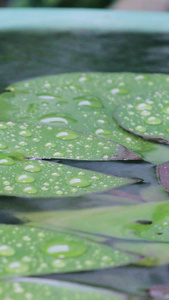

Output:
xmin=1 ymin=31 xmax=169 ymax=88
xmin=0 ymin=30 xmax=169 ymax=299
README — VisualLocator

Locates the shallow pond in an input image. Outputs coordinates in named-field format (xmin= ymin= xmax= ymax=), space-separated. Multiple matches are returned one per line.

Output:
xmin=0 ymin=30 xmax=169 ymax=299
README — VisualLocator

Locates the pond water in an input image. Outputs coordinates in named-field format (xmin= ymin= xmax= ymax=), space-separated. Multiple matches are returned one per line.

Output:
xmin=0 ymin=31 xmax=169 ymax=299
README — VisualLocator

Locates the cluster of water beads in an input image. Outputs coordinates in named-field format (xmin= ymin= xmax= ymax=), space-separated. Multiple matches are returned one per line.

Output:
xmin=114 ymin=94 xmax=169 ymax=143
xmin=0 ymin=279 xmax=124 ymax=300
xmin=2 ymin=72 xmax=165 ymax=157
xmin=0 ymin=121 xmax=128 ymax=161
xmin=0 ymin=225 xmax=135 ymax=278
xmin=0 ymin=158 xmax=132 ymax=197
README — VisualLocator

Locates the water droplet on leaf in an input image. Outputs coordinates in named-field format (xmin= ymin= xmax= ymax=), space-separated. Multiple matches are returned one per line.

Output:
xmin=67 ymin=177 xmax=91 ymax=188
xmin=41 ymin=237 xmax=88 ymax=258
xmin=16 ymin=174 xmax=35 ymax=183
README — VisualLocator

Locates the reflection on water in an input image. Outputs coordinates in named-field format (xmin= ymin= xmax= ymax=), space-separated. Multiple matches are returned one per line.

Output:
xmin=0 ymin=30 xmax=169 ymax=298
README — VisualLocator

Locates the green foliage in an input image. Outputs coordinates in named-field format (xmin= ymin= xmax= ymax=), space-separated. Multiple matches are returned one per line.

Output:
xmin=0 ymin=121 xmax=139 ymax=161
xmin=0 ymin=279 xmax=133 ymax=300
xmin=113 ymin=74 xmax=169 ymax=145
xmin=0 ymin=224 xmax=137 ymax=279
xmin=0 ymin=156 xmax=133 ymax=197
xmin=0 ymin=71 xmax=169 ymax=298
xmin=24 ymin=201 xmax=169 ymax=242
xmin=2 ymin=73 xmax=169 ymax=164
xmin=115 ymin=242 xmax=169 ymax=266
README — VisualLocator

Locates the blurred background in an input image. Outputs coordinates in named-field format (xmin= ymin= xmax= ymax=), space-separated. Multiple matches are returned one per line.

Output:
xmin=0 ymin=0 xmax=169 ymax=11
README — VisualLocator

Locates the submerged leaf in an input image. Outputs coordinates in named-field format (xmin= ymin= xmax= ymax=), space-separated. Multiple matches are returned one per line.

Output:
xmin=0 ymin=278 xmax=139 ymax=300
xmin=1 ymin=73 xmax=169 ymax=163
xmin=22 ymin=201 xmax=169 ymax=242
xmin=0 ymin=157 xmax=134 ymax=198
xmin=113 ymin=73 xmax=169 ymax=145
xmin=156 ymin=161 xmax=169 ymax=192
xmin=0 ymin=224 xmax=137 ymax=279
xmin=0 ymin=121 xmax=139 ymax=161
xmin=115 ymin=241 xmax=169 ymax=266
xmin=140 ymin=185 xmax=169 ymax=202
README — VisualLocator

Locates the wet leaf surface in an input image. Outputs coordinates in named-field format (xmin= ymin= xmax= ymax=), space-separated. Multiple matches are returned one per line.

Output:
xmin=0 ymin=157 xmax=134 ymax=198
xmin=1 ymin=73 xmax=169 ymax=164
xmin=113 ymin=73 xmax=169 ymax=145
xmin=0 ymin=224 xmax=138 ymax=279
xmin=22 ymin=201 xmax=169 ymax=242
xmin=0 ymin=121 xmax=138 ymax=161
xmin=156 ymin=162 xmax=169 ymax=192
xmin=0 ymin=278 xmax=140 ymax=300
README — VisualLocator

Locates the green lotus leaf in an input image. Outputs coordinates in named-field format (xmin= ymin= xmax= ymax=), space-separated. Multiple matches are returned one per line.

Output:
xmin=0 ymin=224 xmax=138 ymax=279
xmin=113 ymin=73 xmax=169 ymax=145
xmin=0 ymin=121 xmax=139 ymax=161
xmin=0 ymin=156 xmax=134 ymax=198
xmin=0 ymin=278 xmax=139 ymax=300
xmin=21 ymin=201 xmax=169 ymax=242
xmin=1 ymin=72 xmax=169 ymax=164
xmin=115 ymin=241 xmax=169 ymax=266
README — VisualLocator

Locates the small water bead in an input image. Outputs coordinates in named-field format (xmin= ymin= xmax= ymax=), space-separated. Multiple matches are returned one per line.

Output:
xmin=162 ymin=105 xmax=169 ymax=114
xmin=52 ymin=259 xmax=66 ymax=268
xmin=52 ymin=172 xmax=60 ymax=177
xmin=39 ymin=113 xmax=76 ymax=124
xmin=135 ymin=125 xmax=147 ymax=132
xmin=23 ymin=235 xmax=31 ymax=241
xmin=73 ymin=96 xmax=103 ymax=108
xmin=19 ymin=130 xmax=32 ymax=137
xmin=56 ymin=190 xmax=63 ymax=195
xmin=111 ymin=87 xmax=130 ymax=95
xmin=53 ymin=152 xmax=64 ymax=157
xmin=23 ymin=187 xmax=38 ymax=195
xmin=136 ymin=103 xmax=152 ymax=110
xmin=55 ymin=130 xmax=78 ymax=140
xmin=97 ymin=119 xmax=109 ymax=124
xmin=78 ymin=76 xmax=91 ymax=82
xmin=33 ymin=138 xmax=40 ymax=143
xmin=91 ymin=176 xmax=100 ymax=180
xmin=41 ymin=237 xmax=88 ymax=258
xmin=0 ymin=123 xmax=7 ymax=130
xmin=145 ymin=116 xmax=162 ymax=125
xmin=140 ymin=110 xmax=151 ymax=116
xmin=0 ymin=143 xmax=7 ymax=149
xmin=66 ymin=84 xmax=82 ymax=91
xmin=37 ymin=93 xmax=59 ymax=100
xmin=0 ymin=157 xmax=15 ymax=166
xmin=16 ymin=174 xmax=35 ymax=183
xmin=67 ymin=177 xmax=91 ymax=188
xmin=135 ymin=74 xmax=149 ymax=80
xmin=3 ymin=181 xmax=10 ymax=186
xmin=5 ymin=261 xmax=29 ymax=274
xmin=24 ymin=164 xmax=41 ymax=173
xmin=0 ymin=245 xmax=15 ymax=256
xmin=94 ymin=128 xmax=111 ymax=136
xmin=44 ymin=142 xmax=55 ymax=148
xmin=19 ymin=141 xmax=28 ymax=146
xmin=4 ymin=186 xmax=14 ymax=191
